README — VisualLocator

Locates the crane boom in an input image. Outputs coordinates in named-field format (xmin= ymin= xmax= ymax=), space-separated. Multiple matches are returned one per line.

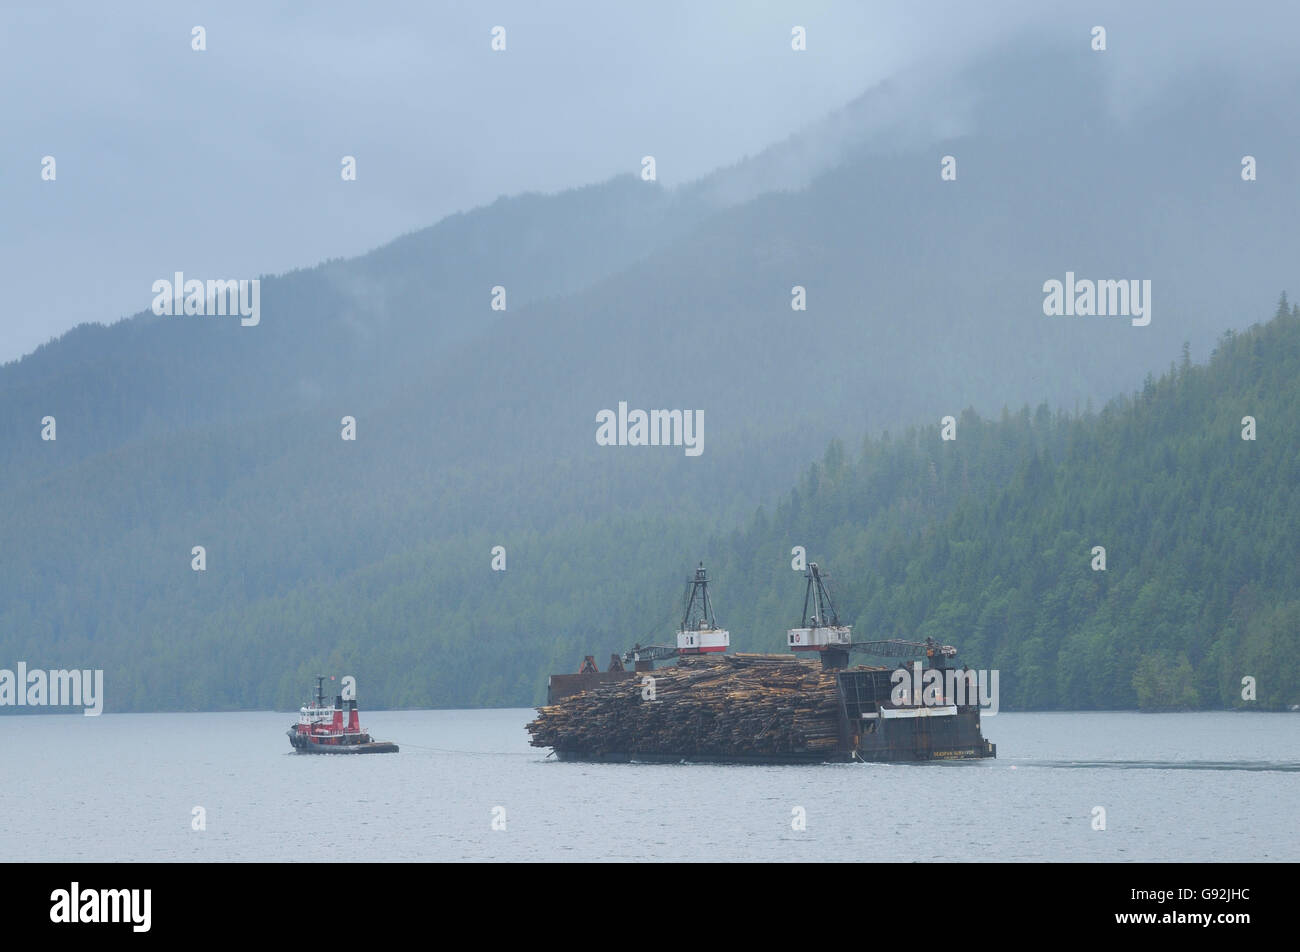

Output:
xmin=621 ymin=643 xmax=680 ymax=666
xmin=849 ymin=638 xmax=958 ymax=661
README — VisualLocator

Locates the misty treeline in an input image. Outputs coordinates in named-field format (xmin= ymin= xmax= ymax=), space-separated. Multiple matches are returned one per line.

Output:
xmin=4 ymin=300 xmax=1297 ymax=713
xmin=715 ymin=298 xmax=1300 ymax=712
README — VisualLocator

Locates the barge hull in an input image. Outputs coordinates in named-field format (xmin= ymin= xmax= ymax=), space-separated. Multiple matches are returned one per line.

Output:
xmin=552 ymin=709 xmax=996 ymax=764
xmin=553 ymin=744 xmax=994 ymax=765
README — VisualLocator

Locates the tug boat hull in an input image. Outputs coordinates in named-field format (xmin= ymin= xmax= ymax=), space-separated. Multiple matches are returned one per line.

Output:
xmin=287 ymin=676 xmax=398 ymax=754
xmin=287 ymin=730 xmax=399 ymax=754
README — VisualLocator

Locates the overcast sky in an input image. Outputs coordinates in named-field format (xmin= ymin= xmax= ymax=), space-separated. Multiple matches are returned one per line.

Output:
xmin=1 ymin=1 xmax=1290 ymax=363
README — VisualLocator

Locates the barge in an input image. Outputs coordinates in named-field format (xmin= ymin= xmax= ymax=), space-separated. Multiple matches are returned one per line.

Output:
xmin=528 ymin=563 xmax=996 ymax=764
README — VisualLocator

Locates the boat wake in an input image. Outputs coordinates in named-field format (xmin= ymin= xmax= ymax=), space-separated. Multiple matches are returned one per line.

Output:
xmin=1015 ymin=759 xmax=1300 ymax=772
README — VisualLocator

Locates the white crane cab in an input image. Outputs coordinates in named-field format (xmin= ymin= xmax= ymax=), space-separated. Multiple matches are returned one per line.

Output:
xmin=787 ymin=562 xmax=852 ymax=653
xmin=675 ymin=563 xmax=730 ymax=655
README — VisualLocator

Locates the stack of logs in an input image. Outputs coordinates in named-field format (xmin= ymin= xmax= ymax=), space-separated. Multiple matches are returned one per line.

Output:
xmin=527 ymin=653 xmax=843 ymax=759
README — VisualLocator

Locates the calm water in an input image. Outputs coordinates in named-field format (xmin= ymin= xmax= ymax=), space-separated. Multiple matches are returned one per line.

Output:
xmin=2 ymin=710 xmax=1296 ymax=862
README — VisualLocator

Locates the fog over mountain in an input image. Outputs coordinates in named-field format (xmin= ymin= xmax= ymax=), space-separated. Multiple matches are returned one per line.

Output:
xmin=4 ymin=1 xmax=1293 ymax=359
xmin=2 ymin=6 xmax=1298 ymax=710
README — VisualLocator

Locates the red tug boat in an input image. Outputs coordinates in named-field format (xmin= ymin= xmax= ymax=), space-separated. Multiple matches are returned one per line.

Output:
xmin=287 ymin=676 xmax=399 ymax=754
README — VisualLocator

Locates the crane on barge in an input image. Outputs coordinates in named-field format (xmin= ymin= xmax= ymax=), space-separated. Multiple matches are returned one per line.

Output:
xmin=617 ymin=561 xmax=956 ymax=672
xmin=787 ymin=562 xmax=956 ymax=669
xmin=621 ymin=562 xmax=730 ymax=669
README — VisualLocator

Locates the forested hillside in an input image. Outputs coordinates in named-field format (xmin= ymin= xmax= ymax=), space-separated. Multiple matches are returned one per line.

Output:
xmin=4 ymin=301 xmax=1295 ymax=712
xmin=709 ymin=299 xmax=1300 ymax=711
xmin=3 ymin=45 xmax=1299 ymax=713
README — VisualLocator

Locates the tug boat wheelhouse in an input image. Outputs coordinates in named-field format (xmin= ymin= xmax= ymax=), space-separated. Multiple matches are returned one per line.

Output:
xmin=287 ymin=676 xmax=399 ymax=754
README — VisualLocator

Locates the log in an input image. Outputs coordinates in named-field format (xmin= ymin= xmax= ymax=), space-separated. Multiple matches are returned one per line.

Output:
xmin=527 ymin=653 xmax=847 ymax=757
